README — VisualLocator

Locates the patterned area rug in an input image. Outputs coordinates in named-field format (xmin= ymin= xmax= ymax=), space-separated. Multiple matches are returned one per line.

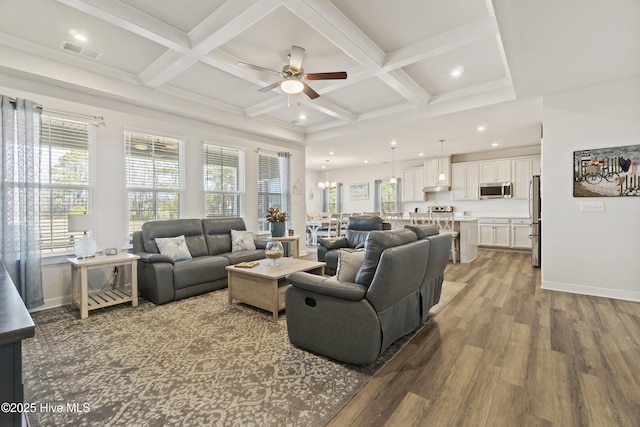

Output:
xmin=22 ymin=281 xmax=466 ymax=426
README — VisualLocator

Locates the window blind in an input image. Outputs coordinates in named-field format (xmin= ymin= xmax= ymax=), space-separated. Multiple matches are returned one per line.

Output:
xmin=257 ymin=153 xmax=281 ymax=231
xmin=40 ymin=116 xmax=95 ymax=253
xmin=125 ymin=131 xmax=183 ymax=235
xmin=204 ymin=144 xmax=244 ymax=218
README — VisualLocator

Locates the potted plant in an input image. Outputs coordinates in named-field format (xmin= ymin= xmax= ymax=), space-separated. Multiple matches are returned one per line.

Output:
xmin=266 ymin=207 xmax=287 ymax=237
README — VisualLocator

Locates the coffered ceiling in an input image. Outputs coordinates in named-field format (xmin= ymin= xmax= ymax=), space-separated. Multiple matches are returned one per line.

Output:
xmin=0 ymin=0 xmax=638 ymax=169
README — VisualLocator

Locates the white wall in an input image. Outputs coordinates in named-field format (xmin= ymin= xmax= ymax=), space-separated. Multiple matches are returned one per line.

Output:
xmin=1 ymin=83 xmax=307 ymax=310
xmin=542 ymin=76 xmax=640 ymax=301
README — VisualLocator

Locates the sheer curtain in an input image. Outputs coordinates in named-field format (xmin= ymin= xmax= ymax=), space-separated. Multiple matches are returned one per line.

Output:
xmin=0 ymin=95 xmax=44 ymax=309
xmin=278 ymin=152 xmax=291 ymax=228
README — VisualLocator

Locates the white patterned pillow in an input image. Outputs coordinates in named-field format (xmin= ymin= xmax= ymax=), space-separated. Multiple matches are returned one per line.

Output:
xmin=231 ymin=230 xmax=256 ymax=252
xmin=155 ymin=235 xmax=192 ymax=261
xmin=336 ymin=248 xmax=365 ymax=283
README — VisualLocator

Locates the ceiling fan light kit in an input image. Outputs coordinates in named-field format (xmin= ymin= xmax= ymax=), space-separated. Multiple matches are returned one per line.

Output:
xmin=239 ymin=45 xmax=347 ymax=102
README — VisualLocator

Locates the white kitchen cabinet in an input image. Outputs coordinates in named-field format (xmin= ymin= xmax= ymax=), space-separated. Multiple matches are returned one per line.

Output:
xmin=478 ymin=218 xmax=510 ymax=247
xmin=512 ymin=157 xmax=541 ymax=199
xmin=424 ymin=157 xmax=451 ymax=187
xmin=480 ymin=160 xmax=511 ymax=183
xmin=511 ymin=218 xmax=532 ymax=249
xmin=451 ymin=162 xmax=479 ymax=200
xmin=402 ymin=166 xmax=424 ymax=201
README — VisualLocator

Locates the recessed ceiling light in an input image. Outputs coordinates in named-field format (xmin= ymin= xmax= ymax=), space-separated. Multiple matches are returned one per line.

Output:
xmin=299 ymin=113 xmax=306 ymax=120
xmin=477 ymin=125 xmax=486 ymax=132
xmin=364 ymin=160 xmax=369 ymax=163
xmin=450 ymin=67 xmax=464 ymax=78
xmin=73 ymin=33 xmax=87 ymax=42
xmin=492 ymin=142 xmax=499 ymax=147
xmin=390 ymin=140 xmax=397 ymax=146
xmin=419 ymin=152 xmax=424 ymax=156
xmin=329 ymin=151 xmax=334 ymax=155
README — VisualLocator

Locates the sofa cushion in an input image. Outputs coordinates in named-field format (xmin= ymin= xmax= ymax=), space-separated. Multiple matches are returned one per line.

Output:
xmin=355 ymin=229 xmax=418 ymax=287
xmin=154 ymin=235 xmax=192 ymax=261
xmin=404 ymin=224 xmax=439 ymax=239
xmin=172 ymin=256 xmax=229 ymax=290
xmin=336 ymin=249 xmax=365 ymax=282
xmin=142 ymin=219 xmax=208 ymax=257
xmin=202 ymin=217 xmax=248 ymax=256
xmin=220 ymin=249 xmax=266 ymax=265
xmin=231 ymin=230 xmax=256 ymax=252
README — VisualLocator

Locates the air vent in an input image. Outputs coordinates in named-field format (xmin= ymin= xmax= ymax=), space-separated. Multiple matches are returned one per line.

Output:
xmin=60 ymin=41 xmax=102 ymax=60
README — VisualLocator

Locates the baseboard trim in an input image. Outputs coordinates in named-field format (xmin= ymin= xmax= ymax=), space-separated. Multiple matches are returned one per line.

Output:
xmin=542 ymin=280 xmax=640 ymax=303
xmin=29 ymin=296 xmax=70 ymax=313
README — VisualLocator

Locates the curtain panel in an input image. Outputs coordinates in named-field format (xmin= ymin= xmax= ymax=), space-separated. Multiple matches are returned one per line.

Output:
xmin=277 ymin=152 xmax=291 ymax=228
xmin=0 ymin=95 xmax=44 ymax=308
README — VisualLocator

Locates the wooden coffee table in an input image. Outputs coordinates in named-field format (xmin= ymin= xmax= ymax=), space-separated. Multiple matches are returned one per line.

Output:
xmin=227 ymin=258 xmax=325 ymax=319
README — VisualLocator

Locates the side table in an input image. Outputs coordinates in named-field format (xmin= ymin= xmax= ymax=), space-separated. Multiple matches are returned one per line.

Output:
xmin=67 ymin=253 xmax=140 ymax=319
xmin=271 ymin=235 xmax=300 ymax=258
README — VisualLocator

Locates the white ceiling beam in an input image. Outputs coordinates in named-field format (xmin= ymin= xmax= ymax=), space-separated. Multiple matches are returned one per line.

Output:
xmin=377 ymin=69 xmax=431 ymax=105
xmin=383 ymin=16 xmax=500 ymax=71
xmin=54 ymin=0 xmax=191 ymax=51
xmin=304 ymin=97 xmax=358 ymax=122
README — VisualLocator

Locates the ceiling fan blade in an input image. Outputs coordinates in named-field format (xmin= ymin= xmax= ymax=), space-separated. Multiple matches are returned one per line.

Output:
xmin=288 ymin=45 xmax=305 ymax=73
xmin=258 ymin=81 xmax=282 ymax=92
xmin=305 ymin=71 xmax=348 ymax=80
xmin=238 ymin=62 xmax=282 ymax=77
xmin=302 ymin=82 xmax=320 ymax=99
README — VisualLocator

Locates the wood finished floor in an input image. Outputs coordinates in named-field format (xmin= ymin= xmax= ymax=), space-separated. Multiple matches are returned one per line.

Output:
xmin=320 ymin=249 xmax=640 ymax=427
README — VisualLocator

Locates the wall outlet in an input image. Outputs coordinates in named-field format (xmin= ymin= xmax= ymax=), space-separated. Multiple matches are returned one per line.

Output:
xmin=580 ymin=201 xmax=605 ymax=212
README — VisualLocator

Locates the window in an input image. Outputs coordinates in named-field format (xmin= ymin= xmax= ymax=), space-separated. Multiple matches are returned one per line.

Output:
xmin=322 ymin=185 xmax=342 ymax=213
xmin=40 ymin=116 xmax=95 ymax=253
xmin=257 ymin=153 xmax=281 ymax=231
xmin=203 ymin=144 xmax=244 ymax=217
xmin=125 ymin=131 xmax=183 ymax=235
xmin=380 ymin=182 xmax=397 ymax=213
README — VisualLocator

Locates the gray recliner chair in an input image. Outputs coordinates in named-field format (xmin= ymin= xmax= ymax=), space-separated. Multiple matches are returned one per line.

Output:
xmin=316 ymin=215 xmax=385 ymax=276
xmin=286 ymin=228 xmax=433 ymax=365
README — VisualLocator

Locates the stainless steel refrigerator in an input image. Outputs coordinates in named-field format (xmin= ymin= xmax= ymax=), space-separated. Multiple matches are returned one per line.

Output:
xmin=530 ymin=175 xmax=541 ymax=267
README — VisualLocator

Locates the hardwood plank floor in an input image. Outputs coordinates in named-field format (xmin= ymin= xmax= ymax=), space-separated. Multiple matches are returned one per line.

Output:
xmin=323 ymin=249 xmax=640 ymax=427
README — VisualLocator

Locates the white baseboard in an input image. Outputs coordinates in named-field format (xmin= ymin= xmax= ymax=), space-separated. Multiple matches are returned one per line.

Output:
xmin=29 ymin=296 xmax=70 ymax=313
xmin=542 ymin=280 xmax=640 ymax=303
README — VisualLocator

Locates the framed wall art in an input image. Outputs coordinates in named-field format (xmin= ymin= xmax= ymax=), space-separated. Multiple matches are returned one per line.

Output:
xmin=349 ymin=182 xmax=369 ymax=200
xmin=573 ymin=144 xmax=640 ymax=197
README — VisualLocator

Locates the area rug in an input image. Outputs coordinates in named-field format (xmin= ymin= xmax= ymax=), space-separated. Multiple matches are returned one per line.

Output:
xmin=22 ymin=281 xmax=466 ymax=427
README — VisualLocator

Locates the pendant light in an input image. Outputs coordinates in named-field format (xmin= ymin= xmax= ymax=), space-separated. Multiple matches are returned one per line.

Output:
xmin=390 ymin=146 xmax=397 ymax=184
xmin=318 ymin=160 xmax=336 ymax=189
xmin=438 ymin=139 xmax=446 ymax=181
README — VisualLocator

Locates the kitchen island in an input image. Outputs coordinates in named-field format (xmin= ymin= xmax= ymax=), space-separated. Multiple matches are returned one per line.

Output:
xmin=454 ymin=217 xmax=478 ymax=263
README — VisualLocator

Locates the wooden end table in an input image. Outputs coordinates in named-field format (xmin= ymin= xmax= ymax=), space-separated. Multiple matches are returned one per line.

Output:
xmin=270 ymin=234 xmax=300 ymax=257
xmin=68 ymin=253 xmax=140 ymax=319
xmin=227 ymin=257 xmax=325 ymax=319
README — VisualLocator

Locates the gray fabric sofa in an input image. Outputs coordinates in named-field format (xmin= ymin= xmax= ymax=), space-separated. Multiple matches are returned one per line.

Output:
xmin=286 ymin=226 xmax=451 ymax=365
xmin=316 ymin=215 xmax=388 ymax=276
xmin=132 ymin=218 xmax=266 ymax=304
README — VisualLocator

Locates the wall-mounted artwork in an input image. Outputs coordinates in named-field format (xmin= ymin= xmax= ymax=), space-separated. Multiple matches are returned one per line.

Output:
xmin=573 ymin=144 xmax=640 ymax=197
xmin=349 ymin=182 xmax=369 ymax=200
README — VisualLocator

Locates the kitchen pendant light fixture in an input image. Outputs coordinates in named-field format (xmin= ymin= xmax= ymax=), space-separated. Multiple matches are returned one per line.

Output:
xmin=390 ymin=146 xmax=397 ymax=184
xmin=438 ymin=139 xmax=446 ymax=181
xmin=318 ymin=160 xmax=336 ymax=189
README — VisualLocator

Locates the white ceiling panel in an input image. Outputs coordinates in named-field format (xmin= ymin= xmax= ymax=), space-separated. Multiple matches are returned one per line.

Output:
xmin=0 ymin=0 xmax=636 ymax=170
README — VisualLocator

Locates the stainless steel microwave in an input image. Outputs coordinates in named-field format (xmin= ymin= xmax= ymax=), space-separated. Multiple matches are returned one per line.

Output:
xmin=479 ymin=182 xmax=512 ymax=199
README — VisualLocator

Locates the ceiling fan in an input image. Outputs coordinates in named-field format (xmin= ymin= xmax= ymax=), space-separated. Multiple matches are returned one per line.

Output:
xmin=238 ymin=45 xmax=347 ymax=100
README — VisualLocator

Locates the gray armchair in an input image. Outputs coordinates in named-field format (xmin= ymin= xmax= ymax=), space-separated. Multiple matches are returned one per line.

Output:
xmin=316 ymin=215 xmax=385 ymax=275
xmin=286 ymin=228 xmax=435 ymax=365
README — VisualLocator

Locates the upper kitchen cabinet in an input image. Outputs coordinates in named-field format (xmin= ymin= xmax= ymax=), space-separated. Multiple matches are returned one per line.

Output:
xmin=424 ymin=157 xmax=451 ymax=188
xmin=402 ymin=166 xmax=424 ymax=201
xmin=451 ymin=162 xmax=479 ymax=200
xmin=512 ymin=157 xmax=542 ymax=199
xmin=480 ymin=159 xmax=511 ymax=183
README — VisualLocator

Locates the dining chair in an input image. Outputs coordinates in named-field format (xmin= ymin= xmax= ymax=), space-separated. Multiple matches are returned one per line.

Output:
xmin=383 ymin=212 xmax=404 ymax=229
xmin=316 ymin=213 xmax=341 ymax=240
xmin=430 ymin=212 xmax=460 ymax=263
xmin=409 ymin=212 xmax=433 ymax=225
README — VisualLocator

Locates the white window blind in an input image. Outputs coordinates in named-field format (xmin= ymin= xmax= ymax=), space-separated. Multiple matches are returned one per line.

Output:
xmin=40 ymin=116 xmax=95 ymax=253
xmin=203 ymin=144 xmax=244 ymax=217
xmin=257 ymin=153 xmax=281 ymax=231
xmin=125 ymin=131 xmax=183 ymax=235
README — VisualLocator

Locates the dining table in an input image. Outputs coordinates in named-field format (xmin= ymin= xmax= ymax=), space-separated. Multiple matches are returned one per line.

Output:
xmin=305 ymin=220 xmax=329 ymax=246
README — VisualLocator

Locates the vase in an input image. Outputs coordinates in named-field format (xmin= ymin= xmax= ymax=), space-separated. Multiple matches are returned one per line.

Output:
xmin=265 ymin=241 xmax=284 ymax=266
xmin=270 ymin=221 xmax=286 ymax=237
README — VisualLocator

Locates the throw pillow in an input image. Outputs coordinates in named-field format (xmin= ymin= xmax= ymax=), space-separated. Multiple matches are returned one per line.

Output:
xmin=336 ymin=248 xmax=365 ymax=283
xmin=155 ymin=235 xmax=192 ymax=261
xmin=231 ymin=229 xmax=256 ymax=252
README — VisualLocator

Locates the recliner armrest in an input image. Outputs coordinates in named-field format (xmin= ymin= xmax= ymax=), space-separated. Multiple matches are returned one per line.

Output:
xmin=254 ymin=239 xmax=268 ymax=249
xmin=136 ymin=252 xmax=175 ymax=264
xmin=317 ymin=236 xmax=348 ymax=250
xmin=286 ymin=272 xmax=367 ymax=301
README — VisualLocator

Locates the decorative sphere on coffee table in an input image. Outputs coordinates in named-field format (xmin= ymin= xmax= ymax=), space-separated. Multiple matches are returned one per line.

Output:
xmin=265 ymin=241 xmax=284 ymax=266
